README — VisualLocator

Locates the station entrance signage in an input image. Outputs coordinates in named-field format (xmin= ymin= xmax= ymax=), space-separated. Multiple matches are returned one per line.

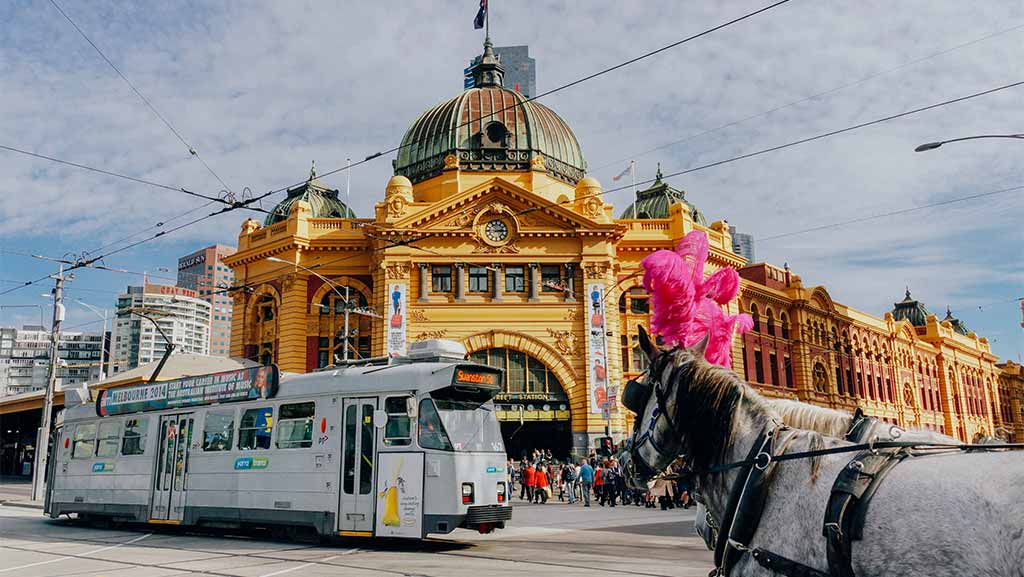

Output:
xmin=96 ymin=365 xmax=279 ymax=416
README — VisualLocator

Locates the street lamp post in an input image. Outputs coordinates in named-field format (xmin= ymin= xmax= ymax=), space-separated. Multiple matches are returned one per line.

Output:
xmin=76 ymin=300 xmax=110 ymax=381
xmin=915 ymin=133 xmax=1024 ymax=152
xmin=266 ymin=257 xmax=380 ymax=362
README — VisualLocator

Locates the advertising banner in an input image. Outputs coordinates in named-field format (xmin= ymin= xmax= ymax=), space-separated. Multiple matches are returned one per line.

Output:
xmin=375 ymin=452 xmax=424 ymax=538
xmin=96 ymin=365 xmax=278 ymax=416
xmin=387 ymin=282 xmax=408 ymax=357
xmin=587 ymin=283 xmax=615 ymax=414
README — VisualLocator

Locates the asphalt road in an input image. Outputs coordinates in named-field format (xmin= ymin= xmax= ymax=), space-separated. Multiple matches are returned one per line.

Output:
xmin=0 ymin=500 xmax=714 ymax=577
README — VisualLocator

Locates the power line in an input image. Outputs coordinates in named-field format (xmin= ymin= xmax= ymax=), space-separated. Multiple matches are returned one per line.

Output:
xmin=242 ymin=0 xmax=794 ymax=208
xmin=517 ymin=79 xmax=1024 ymax=215
xmin=48 ymin=0 xmax=234 ymax=195
xmin=759 ymin=183 xmax=1024 ymax=242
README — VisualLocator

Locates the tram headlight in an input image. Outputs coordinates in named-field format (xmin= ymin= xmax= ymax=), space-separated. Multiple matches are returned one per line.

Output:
xmin=497 ymin=482 xmax=506 ymax=503
xmin=462 ymin=482 xmax=475 ymax=504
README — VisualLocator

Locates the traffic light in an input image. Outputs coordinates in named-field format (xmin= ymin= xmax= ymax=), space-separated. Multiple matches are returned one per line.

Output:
xmin=598 ymin=436 xmax=615 ymax=457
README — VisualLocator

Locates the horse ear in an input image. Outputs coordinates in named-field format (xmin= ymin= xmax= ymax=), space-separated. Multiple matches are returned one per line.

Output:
xmin=691 ymin=333 xmax=710 ymax=360
xmin=637 ymin=325 xmax=659 ymax=362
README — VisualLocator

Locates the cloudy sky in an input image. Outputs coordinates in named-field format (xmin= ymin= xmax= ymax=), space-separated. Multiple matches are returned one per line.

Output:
xmin=1 ymin=0 xmax=1021 ymax=361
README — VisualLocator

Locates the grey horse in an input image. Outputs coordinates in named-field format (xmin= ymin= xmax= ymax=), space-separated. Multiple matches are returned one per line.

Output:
xmin=620 ymin=327 xmax=1024 ymax=577
xmin=693 ymin=399 xmax=962 ymax=552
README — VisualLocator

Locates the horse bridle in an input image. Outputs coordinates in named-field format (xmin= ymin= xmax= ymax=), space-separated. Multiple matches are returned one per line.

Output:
xmin=623 ymin=350 xmax=689 ymax=481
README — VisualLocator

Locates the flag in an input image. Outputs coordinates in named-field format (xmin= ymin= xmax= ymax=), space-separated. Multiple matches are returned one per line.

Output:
xmin=612 ymin=162 xmax=633 ymax=182
xmin=474 ymin=0 xmax=487 ymax=29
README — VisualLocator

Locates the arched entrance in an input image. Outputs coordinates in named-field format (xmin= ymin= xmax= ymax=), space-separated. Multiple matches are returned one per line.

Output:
xmin=468 ymin=347 xmax=572 ymax=459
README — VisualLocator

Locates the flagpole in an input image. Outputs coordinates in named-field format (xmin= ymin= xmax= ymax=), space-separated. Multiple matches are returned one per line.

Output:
xmin=631 ymin=160 xmax=637 ymax=218
xmin=345 ymin=157 xmax=351 ymax=210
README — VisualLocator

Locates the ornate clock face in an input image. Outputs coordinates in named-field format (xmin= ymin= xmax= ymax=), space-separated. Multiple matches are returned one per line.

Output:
xmin=484 ymin=219 xmax=509 ymax=242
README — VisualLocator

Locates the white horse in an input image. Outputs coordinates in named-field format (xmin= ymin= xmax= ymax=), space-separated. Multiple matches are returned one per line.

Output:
xmin=620 ymin=327 xmax=1024 ymax=577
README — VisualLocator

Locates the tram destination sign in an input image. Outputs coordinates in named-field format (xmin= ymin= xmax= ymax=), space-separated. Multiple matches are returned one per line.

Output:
xmin=96 ymin=365 xmax=279 ymax=416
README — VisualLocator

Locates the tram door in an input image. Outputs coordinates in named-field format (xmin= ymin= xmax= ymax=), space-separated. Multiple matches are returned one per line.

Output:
xmin=339 ymin=398 xmax=377 ymax=534
xmin=151 ymin=413 xmax=194 ymax=521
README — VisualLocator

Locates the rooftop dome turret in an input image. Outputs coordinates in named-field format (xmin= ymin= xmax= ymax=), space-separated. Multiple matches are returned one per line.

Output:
xmin=265 ymin=162 xmax=356 ymax=225
xmin=891 ymin=288 xmax=932 ymax=327
xmin=393 ymin=40 xmax=587 ymax=185
xmin=619 ymin=164 xmax=706 ymax=224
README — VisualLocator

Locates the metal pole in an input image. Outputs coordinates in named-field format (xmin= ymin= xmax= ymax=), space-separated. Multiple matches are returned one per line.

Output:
xmin=32 ymin=265 xmax=64 ymax=502
xmin=99 ymin=310 xmax=108 ymax=381
xmin=342 ymin=285 xmax=351 ymax=362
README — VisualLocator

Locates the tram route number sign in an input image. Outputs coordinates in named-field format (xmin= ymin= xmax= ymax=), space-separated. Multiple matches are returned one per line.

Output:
xmin=96 ymin=365 xmax=279 ymax=416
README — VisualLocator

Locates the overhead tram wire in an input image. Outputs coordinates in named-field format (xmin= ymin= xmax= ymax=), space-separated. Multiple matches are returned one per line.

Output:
xmin=48 ymin=0 xmax=234 ymax=196
xmin=758 ymin=183 xmax=1024 ymax=243
xmin=514 ymin=79 xmax=1024 ymax=216
xmin=588 ymin=20 xmax=1024 ymax=184
xmin=0 ymin=144 xmax=223 ymax=204
xmin=82 ymin=199 xmax=219 ymax=257
xmin=240 ymin=0 xmax=795 ymax=209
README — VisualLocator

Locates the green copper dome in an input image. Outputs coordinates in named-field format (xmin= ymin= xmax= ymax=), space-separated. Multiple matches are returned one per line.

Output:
xmin=891 ymin=289 xmax=931 ymax=327
xmin=393 ymin=40 xmax=587 ymax=185
xmin=265 ymin=164 xmax=356 ymax=225
xmin=942 ymin=306 xmax=970 ymax=336
xmin=619 ymin=165 xmax=706 ymax=224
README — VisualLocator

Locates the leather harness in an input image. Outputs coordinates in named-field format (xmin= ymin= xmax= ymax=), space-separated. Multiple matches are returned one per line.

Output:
xmin=706 ymin=413 xmax=985 ymax=577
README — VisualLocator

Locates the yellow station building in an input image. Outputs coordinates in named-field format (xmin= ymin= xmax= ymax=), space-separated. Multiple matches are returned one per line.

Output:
xmin=223 ymin=41 xmax=1023 ymax=455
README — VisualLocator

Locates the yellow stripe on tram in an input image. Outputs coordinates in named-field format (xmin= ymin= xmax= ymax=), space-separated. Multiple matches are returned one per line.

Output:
xmin=148 ymin=519 xmax=182 ymax=525
xmin=338 ymin=530 xmax=372 ymax=537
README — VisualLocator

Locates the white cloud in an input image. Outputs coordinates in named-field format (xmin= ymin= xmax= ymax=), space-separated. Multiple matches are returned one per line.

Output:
xmin=0 ymin=0 xmax=1021 ymax=357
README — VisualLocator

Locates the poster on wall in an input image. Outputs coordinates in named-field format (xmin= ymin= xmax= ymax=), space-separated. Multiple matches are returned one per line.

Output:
xmin=387 ymin=282 xmax=407 ymax=357
xmin=375 ymin=452 xmax=424 ymax=538
xmin=587 ymin=283 xmax=615 ymax=415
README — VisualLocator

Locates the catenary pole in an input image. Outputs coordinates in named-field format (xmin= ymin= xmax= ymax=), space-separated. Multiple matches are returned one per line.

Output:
xmin=31 ymin=265 xmax=65 ymax=502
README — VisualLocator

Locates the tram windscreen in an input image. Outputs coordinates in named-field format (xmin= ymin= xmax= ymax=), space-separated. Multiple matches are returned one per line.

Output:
xmin=430 ymin=398 xmax=505 ymax=453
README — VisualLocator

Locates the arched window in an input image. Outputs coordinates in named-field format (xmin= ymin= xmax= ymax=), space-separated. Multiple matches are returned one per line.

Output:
xmin=316 ymin=286 xmax=372 ymax=367
xmin=780 ymin=313 xmax=790 ymax=339
xmin=765 ymin=308 xmax=775 ymax=337
xmin=252 ymin=294 xmax=278 ymax=365
xmin=468 ymin=348 xmax=566 ymax=398
xmin=812 ymin=363 xmax=828 ymax=393
xmin=750 ymin=304 xmax=760 ymax=332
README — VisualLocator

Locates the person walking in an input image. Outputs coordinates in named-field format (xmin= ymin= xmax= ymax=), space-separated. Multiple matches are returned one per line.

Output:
xmin=534 ymin=465 xmax=550 ymax=504
xmin=594 ymin=461 xmax=605 ymax=506
xmin=578 ymin=460 xmax=594 ymax=507
xmin=603 ymin=460 xmax=619 ymax=507
xmin=564 ymin=461 xmax=578 ymax=504
xmin=523 ymin=461 xmax=537 ymax=502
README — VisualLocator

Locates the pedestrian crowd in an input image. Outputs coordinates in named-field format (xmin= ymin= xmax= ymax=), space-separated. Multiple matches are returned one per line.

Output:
xmin=506 ymin=449 xmax=691 ymax=510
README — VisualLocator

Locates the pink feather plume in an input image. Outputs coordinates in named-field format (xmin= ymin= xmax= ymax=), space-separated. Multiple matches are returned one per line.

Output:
xmin=640 ymin=230 xmax=752 ymax=367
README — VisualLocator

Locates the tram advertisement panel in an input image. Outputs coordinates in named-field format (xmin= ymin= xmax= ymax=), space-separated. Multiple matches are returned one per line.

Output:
xmin=375 ymin=452 xmax=424 ymax=538
xmin=96 ymin=365 xmax=279 ymax=416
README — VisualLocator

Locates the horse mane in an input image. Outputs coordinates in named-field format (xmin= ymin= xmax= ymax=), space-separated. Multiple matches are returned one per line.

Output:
xmin=769 ymin=399 xmax=853 ymax=439
xmin=668 ymin=348 xmax=778 ymax=470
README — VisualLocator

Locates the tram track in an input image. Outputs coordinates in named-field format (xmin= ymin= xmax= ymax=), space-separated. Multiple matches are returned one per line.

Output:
xmin=0 ymin=508 xmax=695 ymax=576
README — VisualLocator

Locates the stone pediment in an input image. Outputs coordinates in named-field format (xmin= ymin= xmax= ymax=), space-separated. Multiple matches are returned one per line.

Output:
xmin=395 ymin=177 xmax=619 ymax=234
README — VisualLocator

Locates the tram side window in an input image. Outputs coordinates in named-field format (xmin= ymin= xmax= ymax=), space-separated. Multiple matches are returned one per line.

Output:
xmin=417 ymin=399 xmax=452 ymax=451
xmin=121 ymin=417 xmax=149 ymax=455
xmin=238 ymin=407 xmax=274 ymax=450
xmin=277 ymin=402 xmax=315 ymax=449
xmin=203 ymin=411 xmax=235 ymax=451
xmin=96 ymin=421 xmax=121 ymax=458
xmin=72 ymin=423 xmax=97 ymax=459
xmin=384 ymin=397 xmax=412 ymax=446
